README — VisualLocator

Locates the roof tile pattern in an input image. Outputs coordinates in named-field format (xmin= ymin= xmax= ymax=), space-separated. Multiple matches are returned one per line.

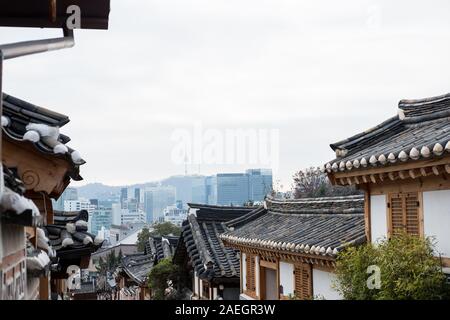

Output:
xmin=324 ymin=93 xmax=450 ymax=173
xmin=221 ymin=196 xmax=366 ymax=257
xmin=174 ymin=204 xmax=254 ymax=281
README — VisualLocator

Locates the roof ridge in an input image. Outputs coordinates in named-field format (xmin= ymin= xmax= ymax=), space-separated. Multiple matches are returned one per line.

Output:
xmin=399 ymin=92 xmax=450 ymax=107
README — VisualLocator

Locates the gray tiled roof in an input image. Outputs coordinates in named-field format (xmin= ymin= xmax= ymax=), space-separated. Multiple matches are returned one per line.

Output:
xmin=45 ymin=210 xmax=104 ymax=255
xmin=221 ymin=195 xmax=366 ymax=257
xmin=121 ymin=253 xmax=154 ymax=285
xmin=174 ymin=204 xmax=254 ymax=282
xmin=119 ymin=235 xmax=178 ymax=286
xmin=2 ymin=93 xmax=85 ymax=180
xmin=146 ymin=235 xmax=178 ymax=261
xmin=324 ymin=93 xmax=450 ymax=174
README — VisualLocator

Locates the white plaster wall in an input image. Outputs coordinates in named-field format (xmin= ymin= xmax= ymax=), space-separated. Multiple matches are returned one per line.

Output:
xmin=255 ymin=256 xmax=260 ymax=297
xmin=194 ymin=274 xmax=199 ymax=296
xmin=423 ymin=190 xmax=450 ymax=258
xmin=242 ymin=253 xmax=247 ymax=291
xmin=370 ymin=195 xmax=387 ymax=243
xmin=279 ymin=261 xmax=294 ymax=296
xmin=312 ymin=269 xmax=342 ymax=300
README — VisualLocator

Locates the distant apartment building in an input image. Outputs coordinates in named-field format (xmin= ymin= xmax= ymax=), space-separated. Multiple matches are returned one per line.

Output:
xmin=163 ymin=205 xmax=188 ymax=226
xmin=64 ymin=199 xmax=97 ymax=213
xmin=109 ymin=223 xmax=146 ymax=245
xmin=144 ymin=186 xmax=176 ymax=223
xmin=111 ymin=203 xmax=122 ymax=225
xmin=53 ymin=187 xmax=78 ymax=211
xmin=91 ymin=207 xmax=113 ymax=236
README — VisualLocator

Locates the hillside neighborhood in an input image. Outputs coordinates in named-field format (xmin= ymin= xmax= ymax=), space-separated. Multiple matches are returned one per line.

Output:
xmin=1 ymin=1 xmax=450 ymax=302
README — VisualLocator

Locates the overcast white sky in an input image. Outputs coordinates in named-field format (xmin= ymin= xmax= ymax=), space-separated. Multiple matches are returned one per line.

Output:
xmin=2 ymin=0 xmax=450 ymax=190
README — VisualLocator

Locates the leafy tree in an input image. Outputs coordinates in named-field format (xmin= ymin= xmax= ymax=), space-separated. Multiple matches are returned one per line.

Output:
xmin=148 ymin=258 xmax=179 ymax=300
xmin=150 ymin=222 xmax=181 ymax=237
xmin=292 ymin=167 xmax=361 ymax=198
xmin=334 ymin=234 xmax=450 ymax=300
xmin=96 ymin=257 xmax=107 ymax=274
xmin=107 ymin=251 xmax=117 ymax=270
xmin=136 ymin=227 xmax=151 ymax=252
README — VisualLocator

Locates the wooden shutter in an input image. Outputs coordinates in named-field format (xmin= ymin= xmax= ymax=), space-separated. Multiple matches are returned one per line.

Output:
xmin=294 ymin=263 xmax=312 ymax=299
xmin=388 ymin=192 xmax=421 ymax=237
xmin=405 ymin=193 xmax=420 ymax=236
xmin=246 ymin=254 xmax=256 ymax=293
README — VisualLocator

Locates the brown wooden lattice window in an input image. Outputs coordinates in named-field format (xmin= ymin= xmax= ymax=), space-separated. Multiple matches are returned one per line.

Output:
xmin=388 ymin=192 xmax=423 ymax=237
xmin=294 ymin=263 xmax=312 ymax=300
xmin=246 ymin=254 xmax=256 ymax=292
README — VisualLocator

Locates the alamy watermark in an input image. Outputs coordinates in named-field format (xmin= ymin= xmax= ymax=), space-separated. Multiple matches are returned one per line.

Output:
xmin=366 ymin=265 xmax=381 ymax=290
xmin=170 ymin=122 xmax=280 ymax=172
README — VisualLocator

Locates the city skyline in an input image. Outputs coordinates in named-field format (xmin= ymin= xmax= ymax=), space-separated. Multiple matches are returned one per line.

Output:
xmin=4 ymin=1 xmax=450 ymax=190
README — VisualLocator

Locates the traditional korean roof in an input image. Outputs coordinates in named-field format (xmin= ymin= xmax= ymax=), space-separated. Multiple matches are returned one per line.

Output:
xmin=120 ymin=253 xmax=154 ymax=286
xmin=44 ymin=210 xmax=104 ymax=263
xmin=323 ymin=93 xmax=450 ymax=174
xmin=117 ymin=235 xmax=178 ymax=286
xmin=2 ymin=93 xmax=85 ymax=180
xmin=26 ymin=237 xmax=53 ymax=277
xmin=174 ymin=204 xmax=255 ymax=282
xmin=0 ymin=166 xmax=42 ymax=227
xmin=145 ymin=236 xmax=178 ymax=261
xmin=221 ymin=195 xmax=366 ymax=258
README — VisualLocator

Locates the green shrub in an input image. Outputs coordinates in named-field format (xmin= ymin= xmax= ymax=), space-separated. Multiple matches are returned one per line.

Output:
xmin=148 ymin=258 xmax=179 ymax=300
xmin=334 ymin=234 xmax=449 ymax=300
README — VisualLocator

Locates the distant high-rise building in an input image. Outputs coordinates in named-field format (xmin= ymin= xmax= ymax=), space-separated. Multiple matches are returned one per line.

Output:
xmin=134 ymin=188 xmax=141 ymax=203
xmin=205 ymin=169 xmax=273 ymax=206
xmin=53 ymin=187 xmax=78 ymax=211
xmin=192 ymin=176 xmax=207 ymax=204
xmin=111 ymin=203 xmax=121 ymax=225
xmin=89 ymin=199 xmax=99 ymax=208
xmin=246 ymin=168 xmax=273 ymax=202
xmin=206 ymin=175 xmax=217 ymax=205
xmin=144 ymin=186 xmax=176 ymax=223
xmin=163 ymin=205 xmax=188 ymax=227
xmin=64 ymin=200 xmax=96 ymax=213
xmin=120 ymin=187 xmax=128 ymax=208
xmin=216 ymin=173 xmax=250 ymax=206
xmin=91 ymin=207 xmax=112 ymax=235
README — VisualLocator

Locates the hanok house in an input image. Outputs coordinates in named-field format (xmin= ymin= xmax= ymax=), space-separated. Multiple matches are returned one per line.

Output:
xmin=0 ymin=0 xmax=110 ymax=300
xmin=45 ymin=210 xmax=104 ymax=298
xmin=220 ymin=195 xmax=366 ymax=300
xmin=115 ymin=235 xmax=178 ymax=300
xmin=0 ymin=94 xmax=91 ymax=299
xmin=324 ymin=93 xmax=450 ymax=274
xmin=173 ymin=204 xmax=255 ymax=300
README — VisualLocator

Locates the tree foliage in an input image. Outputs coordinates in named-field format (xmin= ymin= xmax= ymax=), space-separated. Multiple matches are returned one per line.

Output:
xmin=292 ymin=167 xmax=361 ymax=198
xmin=147 ymin=258 xmax=179 ymax=300
xmin=136 ymin=227 xmax=152 ymax=252
xmin=334 ymin=234 xmax=450 ymax=300
xmin=150 ymin=222 xmax=181 ymax=237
